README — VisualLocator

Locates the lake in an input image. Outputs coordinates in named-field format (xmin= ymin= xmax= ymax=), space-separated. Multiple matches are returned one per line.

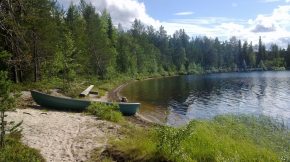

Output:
xmin=120 ymin=71 xmax=290 ymax=126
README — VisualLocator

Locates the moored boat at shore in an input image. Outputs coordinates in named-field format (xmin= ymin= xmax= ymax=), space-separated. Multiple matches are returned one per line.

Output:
xmin=31 ymin=90 xmax=140 ymax=116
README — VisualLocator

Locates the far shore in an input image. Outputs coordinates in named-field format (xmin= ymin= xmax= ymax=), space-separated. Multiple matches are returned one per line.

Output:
xmin=108 ymin=69 xmax=289 ymax=102
xmin=107 ymin=74 xmax=181 ymax=102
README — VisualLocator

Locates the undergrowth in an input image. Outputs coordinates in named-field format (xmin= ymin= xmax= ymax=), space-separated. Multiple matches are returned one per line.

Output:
xmin=87 ymin=102 xmax=124 ymax=123
xmin=0 ymin=132 xmax=44 ymax=162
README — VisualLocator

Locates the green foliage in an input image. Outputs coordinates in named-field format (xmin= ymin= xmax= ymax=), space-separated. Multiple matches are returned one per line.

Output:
xmin=110 ymin=127 xmax=158 ymax=161
xmin=2 ymin=0 xmax=290 ymax=83
xmin=264 ymin=57 xmax=286 ymax=70
xmin=100 ymin=157 xmax=114 ymax=162
xmin=0 ymin=51 xmax=10 ymax=60
xmin=258 ymin=60 xmax=267 ymax=70
xmin=179 ymin=64 xmax=187 ymax=75
xmin=187 ymin=63 xmax=203 ymax=74
xmin=0 ymin=51 xmax=11 ymax=71
xmin=182 ymin=117 xmax=281 ymax=161
xmin=0 ymin=71 xmax=15 ymax=111
xmin=156 ymin=124 xmax=194 ymax=161
xmin=54 ymin=32 xmax=79 ymax=91
xmin=63 ymin=82 xmax=87 ymax=98
xmin=0 ymin=132 xmax=44 ymax=162
xmin=0 ymin=71 xmax=20 ymax=148
xmin=81 ymin=2 xmax=117 ymax=79
xmin=248 ymin=52 xmax=256 ymax=68
xmin=87 ymin=102 xmax=124 ymax=123
xmin=110 ymin=115 xmax=290 ymax=162
xmin=12 ymin=77 xmax=63 ymax=92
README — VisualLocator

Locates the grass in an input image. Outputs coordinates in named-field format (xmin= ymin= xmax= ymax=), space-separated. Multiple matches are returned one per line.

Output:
xmin=104 ymin=127 xmax=159 ymax=161
xmin=12 ymin=77 xmax=63 ymax=92
xmin=106 ymin=115 xmax=290 ymax=162
xmin=0 ymin=132 xmax=44 ymax=162
xmin=87 ymin=102 xmax=124 ymax=123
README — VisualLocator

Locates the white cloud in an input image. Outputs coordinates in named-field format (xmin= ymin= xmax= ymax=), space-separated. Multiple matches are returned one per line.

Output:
xmin=161 ymin=17 xmax=248 ymax=40
xmin=232 ymin=2 xmax=238 ymax=7
xmin=174 ymin=11 xmax=194 ymax=16
xmin=161 ymin=5 xmax=290 ymax=48
xmin=58 ymin=0 xmax=290 ymax=48
xmin=58 ymin=0 xmax=160 ymax=28
xmin=247 ymin=5 xmax=290 ymax=47
xmin=259 ymin=0 xmax=281 ymax=3
xmin=92 ymin=0 xmax=160 ymax=28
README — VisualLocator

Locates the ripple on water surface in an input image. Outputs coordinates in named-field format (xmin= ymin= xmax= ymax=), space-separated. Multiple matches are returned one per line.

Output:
xmin=121 ymin=71 xmax=290 ymax=126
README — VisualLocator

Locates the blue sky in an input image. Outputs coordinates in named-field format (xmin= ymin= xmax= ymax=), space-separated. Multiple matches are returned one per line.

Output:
xmin=138 ymin=0 xmax=280 ymax=21
xmin=59 ymin=0 xmax=290 ymax=47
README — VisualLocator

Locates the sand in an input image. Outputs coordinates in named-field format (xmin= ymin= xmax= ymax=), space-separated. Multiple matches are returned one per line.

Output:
xmin=6 ymin=91 xmax=120 ymax=162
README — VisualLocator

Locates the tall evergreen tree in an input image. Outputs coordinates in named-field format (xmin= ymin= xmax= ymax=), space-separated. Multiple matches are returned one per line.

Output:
xmin=256 ymin=36 xmax=265 ymax=66
xmin=286 ymin=45 xmax=290 ymax=67
xmin=81 ymin=2 xmax=116 ymax=78
xmin=24 ymin=0 xmax=58 ymax=82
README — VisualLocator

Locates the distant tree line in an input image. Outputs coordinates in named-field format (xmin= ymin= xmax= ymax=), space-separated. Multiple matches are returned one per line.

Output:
xmin=1 ymin=0 xmax=290 ymax=83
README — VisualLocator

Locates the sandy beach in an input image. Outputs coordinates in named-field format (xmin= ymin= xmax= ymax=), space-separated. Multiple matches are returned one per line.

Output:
xmin=6 ymin=91 xmax=120 ymax=162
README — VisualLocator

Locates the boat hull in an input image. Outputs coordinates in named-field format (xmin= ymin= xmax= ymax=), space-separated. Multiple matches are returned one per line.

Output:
xmin=31 ymin=90 xmax=91 ymax=111
xmin=118 ymin=102 xmax=140 ymax=116
xmin=31 ymin=90 xmax=140 ymax=115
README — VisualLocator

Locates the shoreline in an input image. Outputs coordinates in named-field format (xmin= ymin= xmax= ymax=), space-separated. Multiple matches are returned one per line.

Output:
xmin=107 ymin=80 xmax=161 ymax=125
xmin=107 ymin=74 xmax=181 ymax=102
xmin=8 ymin=90 xmax=157 ymax=162
xmin=106 ymin=70 xmax=290 ymax=127
xmin=107 ymin=82 xmax=130 ymax=102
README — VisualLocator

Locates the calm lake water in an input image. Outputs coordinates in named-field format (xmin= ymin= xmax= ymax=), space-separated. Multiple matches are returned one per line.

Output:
xmin=121 ymin=71 xmax=290 ymax=126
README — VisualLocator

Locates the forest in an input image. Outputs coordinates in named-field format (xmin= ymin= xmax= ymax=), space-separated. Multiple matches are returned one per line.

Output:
xmin=2 ymin=1 xmax=290 ymax=161
xmin=1 ymin=0 xmax=290 ymax=83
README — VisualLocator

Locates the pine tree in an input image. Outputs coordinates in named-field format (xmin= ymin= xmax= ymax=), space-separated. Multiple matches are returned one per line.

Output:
xmin=0 ymin=71 xmax=19 ymax=148
xmin=24 ymin=0 xmax=59 ymax=82
xmin=286 ymin=45 xmax=290 ymax=67
xmin=0 ymin=0 xmax=27 ymax=83
xmin=81 ymin=2 xmax=116 ymax=78
xmin=55 ymin=32 xmax=78 ymax=90
xmin=65 ymin=3 xmax=87 ymax=74
xmin=257 ymin=36 xmax=263 ymax=66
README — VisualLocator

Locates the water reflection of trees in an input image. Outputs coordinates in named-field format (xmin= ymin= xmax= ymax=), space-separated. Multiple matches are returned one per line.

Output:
xmin=122 ymin=72 xmax=290 ymax=126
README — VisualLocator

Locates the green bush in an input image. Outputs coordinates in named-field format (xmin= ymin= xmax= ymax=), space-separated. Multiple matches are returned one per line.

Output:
xmin=0 ymin=132 xmax=44 ymax=162
xmin=87 ymin=102 xmax=124 ymax=123
xmin=156 ymin=124 xmax=194 ymax=161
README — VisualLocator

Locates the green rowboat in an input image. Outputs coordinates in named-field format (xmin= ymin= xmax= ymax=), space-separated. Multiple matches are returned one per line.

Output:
xmin=31 ymin=90 xmax=90 ymax=111
xmin=31 ymin=90 xmax=140 ymax=116
xmin=118 ymin=102 xmax=141 ymax=116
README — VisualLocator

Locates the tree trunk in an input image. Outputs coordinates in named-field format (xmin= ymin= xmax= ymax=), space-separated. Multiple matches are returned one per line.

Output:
xmin=19 ymin=65 xmax=23 ymax=82
xmin=13 ymin=66 xmax=19 ymax=83
xmin=0 ymin=111 xmax=5 ymax=148
xmin=33 ymin=31 xmax=39 ymax=82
